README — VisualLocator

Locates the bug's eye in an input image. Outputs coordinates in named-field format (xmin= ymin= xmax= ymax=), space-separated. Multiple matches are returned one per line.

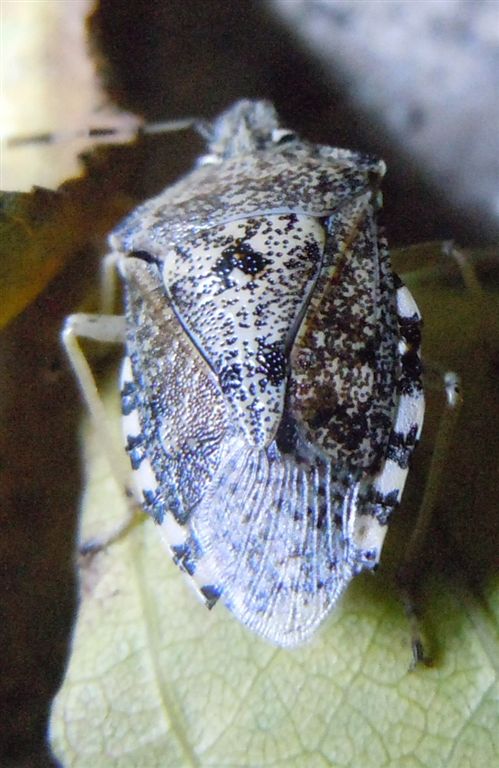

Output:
xmin=127 ymin=250 xmax=161 ymax=267
xmin=271 ymin=128 xmax=297 ymax=145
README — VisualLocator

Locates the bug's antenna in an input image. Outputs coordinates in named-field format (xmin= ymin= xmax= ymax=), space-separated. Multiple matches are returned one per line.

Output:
xmin=6 ymin=116 xmax=197 ymax=148
xmin=140 ymin=117 xmax=195 ymax=136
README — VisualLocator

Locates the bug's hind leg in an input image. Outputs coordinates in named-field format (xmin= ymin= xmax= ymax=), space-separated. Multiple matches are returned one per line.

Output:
xmin=62 ymin=311 xmax=144 ymax=555
xmin=393 ymin=241 xmax=485 ymax=667
xmin=398 ymin=367 xmax=463 ymax=668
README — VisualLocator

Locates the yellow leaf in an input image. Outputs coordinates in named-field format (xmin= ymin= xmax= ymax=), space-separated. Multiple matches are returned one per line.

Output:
xmin=0 ymin=144 xmax=151 ymax=330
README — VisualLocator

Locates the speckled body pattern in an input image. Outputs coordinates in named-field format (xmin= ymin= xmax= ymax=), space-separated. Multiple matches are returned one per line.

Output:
xmin=111 ymin=101 xmax=425 ymax=646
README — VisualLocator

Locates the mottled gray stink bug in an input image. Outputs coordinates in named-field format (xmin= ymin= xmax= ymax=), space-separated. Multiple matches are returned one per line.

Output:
xmin=64 ymin=100 xmax=425 ymax=647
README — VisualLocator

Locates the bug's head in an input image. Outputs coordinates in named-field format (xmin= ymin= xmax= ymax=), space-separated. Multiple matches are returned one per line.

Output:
xmin=197 ymin=100 xmax=299 ymax=163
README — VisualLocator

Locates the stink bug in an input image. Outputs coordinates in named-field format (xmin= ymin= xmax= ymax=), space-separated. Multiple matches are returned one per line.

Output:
xmin=64 ymin=100 xmax=425 ymax=647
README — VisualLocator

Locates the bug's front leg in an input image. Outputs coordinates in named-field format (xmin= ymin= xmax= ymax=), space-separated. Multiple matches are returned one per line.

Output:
xmin=62 ymin=311 xmax=143 ymax=554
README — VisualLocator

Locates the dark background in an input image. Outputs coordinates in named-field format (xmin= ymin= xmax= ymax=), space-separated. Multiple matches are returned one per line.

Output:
xmin=91 ymin=0 xmax=492 ymax=248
